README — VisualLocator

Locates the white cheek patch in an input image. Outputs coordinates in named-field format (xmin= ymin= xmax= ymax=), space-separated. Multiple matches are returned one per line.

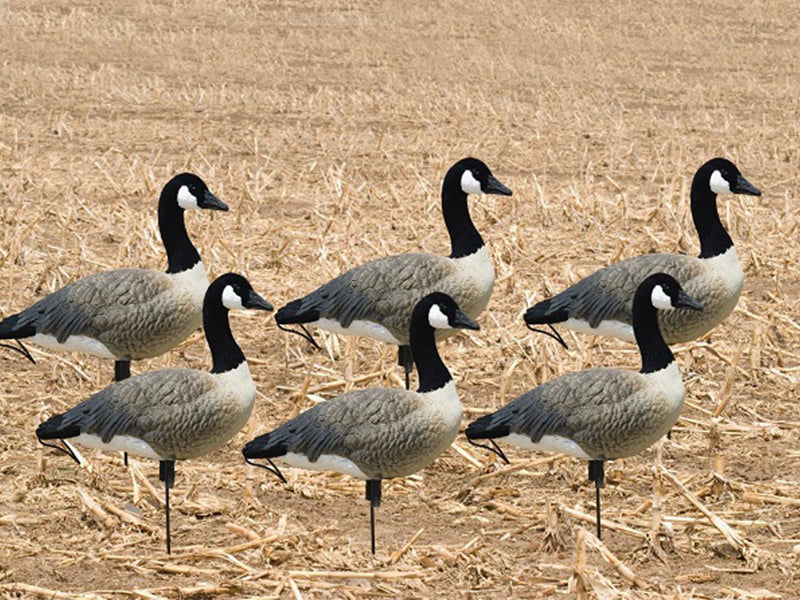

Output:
xmin=222 ymin=285 xmax=245 ymax=309
xmin=460 ymin=170 xmax=483 ymax=195
xmin=428 ymin=304 xmax=451 ymax=329
xmin=177 ymin=185 xmax=199 ymax=209
xmin=651 ymin=285 xmax=674 ymax=310
xmin=709 ymin=170 xmax=732 ymax=195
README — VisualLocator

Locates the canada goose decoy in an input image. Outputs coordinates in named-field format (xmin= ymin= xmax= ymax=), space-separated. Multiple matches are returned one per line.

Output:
xmin=36 ymin=273 xmax=272 ymax=554
xmin=244 ymin=292 xmax=479 ymax=554
xmin=0 ymin=172 xmax=227 ymax=383
xmin=275 ymin=158 xmax=511 ymax=389
xmin=525 ymin=158 xmax=760 ymax=348
xmin=467 ymin=273 xmax=702 ymax=539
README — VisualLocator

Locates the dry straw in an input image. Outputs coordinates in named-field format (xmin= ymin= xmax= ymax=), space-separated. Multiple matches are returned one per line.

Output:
xmin=1 ymin=0 xmax=799 ymax=598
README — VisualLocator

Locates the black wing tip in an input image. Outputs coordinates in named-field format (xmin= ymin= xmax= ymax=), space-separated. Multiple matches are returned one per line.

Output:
xmin=36 ymin=415 xmax=81 ymax=441
xmin=0 ymin=314 xmax=36 ymax=340
xmin=524 ymin=299 xmax=569 ymax=325
xmin=242 ymin=436 xmax=287 ymax=460
xmin=275 ymin=300 xmax=320 ymax=325
xmin=465 ymin=415 xmax=509 ymax=440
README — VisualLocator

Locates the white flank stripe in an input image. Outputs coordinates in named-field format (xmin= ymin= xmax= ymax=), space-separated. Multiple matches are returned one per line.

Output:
xmin=30 ymin=333 xmax=116 ymax=359
xmin=279 ymin=452 xmax=369 ymax=479
xmin=498 ymin=433 xmax=591 ymax=459
xmin=71 ymin=433 xmax=160 ymax=459
xmin=562 ymin=317 xmax=635 ymax=342
xmin=316 ymin=317 xmax=401 ymax=345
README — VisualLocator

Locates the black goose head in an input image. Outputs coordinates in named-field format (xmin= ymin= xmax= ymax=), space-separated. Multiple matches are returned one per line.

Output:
xmin=166 ymin=173 xmax=229 ymax=212
xmin=695 ymin=158 xmax=761 ymax=197
xmin=444 ymin=157 xmax=513 ymax=197
xmin=208 ymin=273 xmax=273 ymax=312
xmin=636 ymin=273 xmax=703 ymax=314
xmin=412 ymin=292 xmax=480 ymax=332
xmin=634 ymin=273 xmax=701 ymax=374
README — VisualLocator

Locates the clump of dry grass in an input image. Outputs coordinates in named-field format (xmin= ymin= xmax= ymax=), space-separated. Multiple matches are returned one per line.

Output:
xmin=1 ymin=0 xmax=799 ymax=598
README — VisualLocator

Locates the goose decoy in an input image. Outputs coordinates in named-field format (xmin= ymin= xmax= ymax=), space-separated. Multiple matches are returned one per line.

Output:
xmin=524 ymin=158 xmax=759 ymax=347
xmin=0 ymin=173 xmax=227 ymax=384
xmin=467 ymin=273 xmax=702 ymax=539
xmin=244 ymin=292 xmax=479 ymax=554
xmin=36 ymin=273 xmax=272 ymax=554
xmin=275 ymin=158 xmax=511 ymax=389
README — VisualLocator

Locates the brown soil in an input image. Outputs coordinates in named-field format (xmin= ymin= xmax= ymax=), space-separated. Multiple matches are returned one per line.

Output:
xmin=1 ymin=0 xmax=799 ymax=598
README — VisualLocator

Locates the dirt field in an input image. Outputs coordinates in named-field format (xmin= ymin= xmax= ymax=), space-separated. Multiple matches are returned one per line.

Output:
xmin=1 ymin=0 xmax=799 ymax=598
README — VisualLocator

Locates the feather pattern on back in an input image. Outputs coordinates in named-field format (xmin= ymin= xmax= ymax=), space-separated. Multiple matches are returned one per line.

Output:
xmin=529 ymin=251 xmax=740 ymax=343
xmin=38 ymin=366 xmax=254 ymax=460
xmin=277 ymin=251 xmax=492 ymax=344
xmin=467 ymin=367 xmax=683 ymax=459
xmin=3 ymin=266 xmax=206 ymax=359
xmin=247 ymin=386 xmax=461 ymax=479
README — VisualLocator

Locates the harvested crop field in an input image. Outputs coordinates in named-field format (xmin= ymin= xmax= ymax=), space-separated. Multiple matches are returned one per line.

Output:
xmin=1 ymin=0 xmax=799 ymax=598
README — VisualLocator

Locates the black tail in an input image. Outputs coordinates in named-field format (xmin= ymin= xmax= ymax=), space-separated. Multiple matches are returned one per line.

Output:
xmin=0 ymin=313 xmax=36 ymax=340
xmin=36 ymin=412 xmax=81 ymax=441
xmin=465 ymin=413 xmax=510 ymax=441
xmin=523 ymin=298 xmax=568 ymax=326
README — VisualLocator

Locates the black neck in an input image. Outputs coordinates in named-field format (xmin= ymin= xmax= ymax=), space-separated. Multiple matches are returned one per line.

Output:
xmin=158 ymin=186 xmax=202 ymax=274
xmin=691 ymin=176 xmax=732 ymax=259
xmin=203 ymin=296 xmax=246 ymax=374
xmin=633 ymin=295 xmax=674 ymax=374
xmin=442 ymin=172 xmax=484 ymax=259
xmin=409 ymin=321 xmax=453 ymax=394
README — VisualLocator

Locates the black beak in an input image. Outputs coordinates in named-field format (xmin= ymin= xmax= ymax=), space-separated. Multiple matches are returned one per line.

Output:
xmin=676 ymin=290 xmax=703 ymax=312
xmin=484 ymin=174 xmax=513 ymax=197
xmin=452 ymin=310 xmax=480 ymax=330
xmin=245 ymin=290 xmax=273 ymax=311
xmin=200 ymin=189 xmax=229 ymax=211
xmin=732 ymin=175 xmax=761 ymax=197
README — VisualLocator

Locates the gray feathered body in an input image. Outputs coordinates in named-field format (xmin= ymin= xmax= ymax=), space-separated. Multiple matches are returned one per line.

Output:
xmin=7 ymin=265 xmax=207 ymax=359
xmin=278 ymin=249 xmax=493 ymax=345
xmin=42 ymin=364 xmax=255 ymax=460
xmin=469 ymin=366 xmax=684 ymax=460
xmin=260 ymin=384 xmax=462 ymax=479
xmin=539 ymin=250 xmax=742 ymax=343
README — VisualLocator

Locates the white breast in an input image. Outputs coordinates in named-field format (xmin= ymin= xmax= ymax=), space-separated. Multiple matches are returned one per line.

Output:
xmin=699 ymin=246 xmax=743 ymax=296
xmin=451 ymin=245 xmax=495 ymax=297
xmin=643 ymin=360 xmax=685 ymax=411
xmin=167 ymin=261 xmax=209 ymax=308
xmin=420 ymin=380 xmax=462 ymax=431
xmin=316 ymin=317 xmax=402 ymax=345
xmin=213 ymin=361 xmax=257 ymax=411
